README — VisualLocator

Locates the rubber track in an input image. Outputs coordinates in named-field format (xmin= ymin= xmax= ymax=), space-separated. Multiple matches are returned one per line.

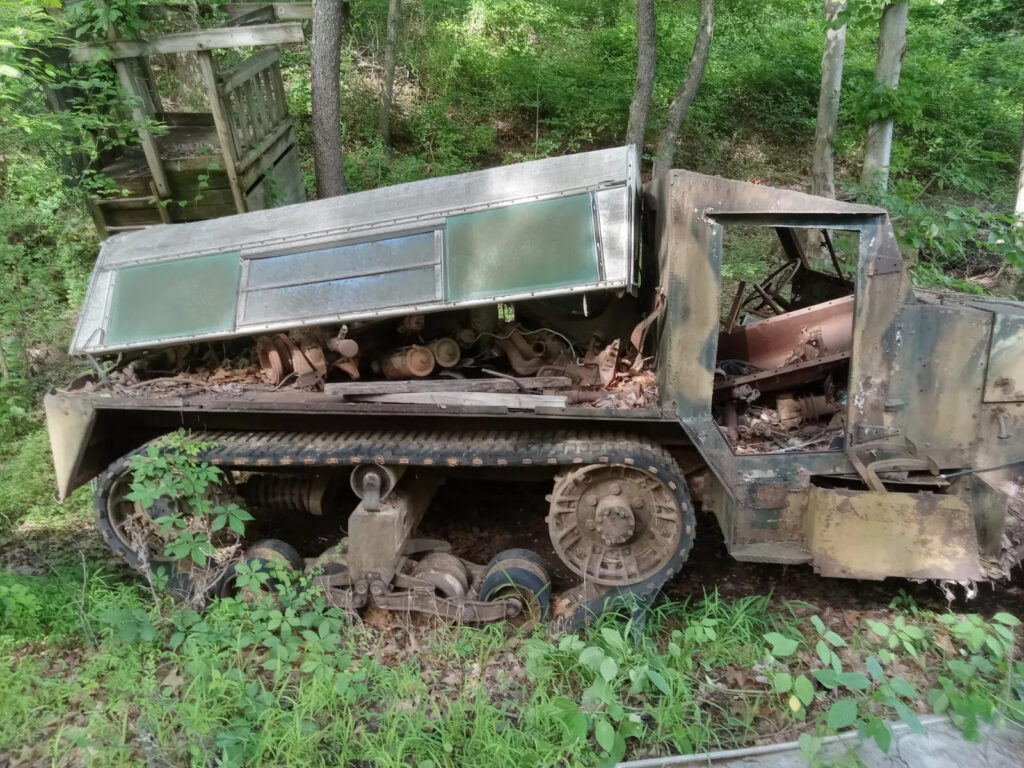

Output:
xmin=99 ymin=429 xmax=697 ymax=627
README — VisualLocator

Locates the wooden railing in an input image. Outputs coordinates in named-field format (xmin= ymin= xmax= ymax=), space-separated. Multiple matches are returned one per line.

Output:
xmin=218 ymin=48 xmax=291 ymax=175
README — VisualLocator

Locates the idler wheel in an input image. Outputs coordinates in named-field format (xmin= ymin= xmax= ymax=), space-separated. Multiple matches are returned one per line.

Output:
xmin=480 ymin=549 xmax=552 ymax=623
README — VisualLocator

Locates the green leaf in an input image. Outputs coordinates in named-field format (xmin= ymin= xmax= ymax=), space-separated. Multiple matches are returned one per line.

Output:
xmin=901 ymin=625 xmax=925 ymax=640
xmin=824 ymin=630 xmax=847 ymax=648
xmin=836 ymin=671 xmax=870 ymax=691
xmin=595 ymin=719 xmax=615 ymax=752
xmin=647 ymin=668 xmax=671 ymax=695
xmin=867 ymin=619 xmax=890 ymax=638
xmin=627 ymin=666 xmax=648 ymax=696
xmin=893 ymin=701 xmax=926 ymax=735
xmin=826 ymin=698 xmax=858 ymax=731
xmin=671 ymin=726 xmax=692 ymax=754
xmin=816 ymin=639 xmax=832 ymax=667
xmin=993 ymin=612 xmax=1021 ymax=627
xmin=866 ymin=716 xmax=893 ymax=753
xmin=798 ymin=733 xmax=822 ymax=762
xmin=866 ymin=656 xmax=884 ymax=682
xmin=579 ymin=646 xmax=605 ymax=669
xmin=773 ymin=672 xmax=793 ymax=693
xmin=810 ymin=615 xmax=826 ymax=635
xmin=601 ymin=627 xmax=625 ymax=650
xmin=811 ymin=668 xmax=838 ymax=688
xmin=928 ymin=689 xmax=950 ymax=714
xmin=764 ymin=632 xmax=799 ymax=658
xmin=599 ymin=657 xmax=618 ymax=682
xmin=889 ymin=677 xmax=917 ymax=699
xmin=794 ymin=674 xmax=814 ymax=706
xmin=985 ymin=635 xmax=1004 ymax=659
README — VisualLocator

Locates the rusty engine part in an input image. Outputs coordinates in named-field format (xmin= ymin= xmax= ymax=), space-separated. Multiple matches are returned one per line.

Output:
xmin=397 ymin=314 xmax=426 ymax=335
xmin=776 ymin=393 xmax=839 ymax=429
xmin=379 ymin=345 xmax=436 ymax=379
xmin=547 ymin=464 xmax=685 ymax=586
xmin=256 ymin=333 xmax=327 ymax=388
xmin=491 ymin=323 xmax=619 ymax=386
xmin=428 ymin=337 xmax=461 ymax=368
xmin=327 ymin=329 xmax=361 ymax=380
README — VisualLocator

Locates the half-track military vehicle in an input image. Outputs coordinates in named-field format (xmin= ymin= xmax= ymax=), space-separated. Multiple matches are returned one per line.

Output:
xmin=45 ymin=146 xmax=1024 ymax=627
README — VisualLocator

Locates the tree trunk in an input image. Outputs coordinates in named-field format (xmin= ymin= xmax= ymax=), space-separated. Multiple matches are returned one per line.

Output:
xmin=312 ymin=0 xmax=345 ymax=198
xmin=859 ymin=0 xmax=908 ymax=193
xmin=626 ymin=0 xmax=657 ymax=151
xmin=811 ymin=0 xmax=847 ymax=199
xmin=654 ymin=0 xmax=715 ymax=176
xmin=379 ymin=0 xmax=402 ymax=145
xmin=1016 ymin=104 xmax=1024 ymax=219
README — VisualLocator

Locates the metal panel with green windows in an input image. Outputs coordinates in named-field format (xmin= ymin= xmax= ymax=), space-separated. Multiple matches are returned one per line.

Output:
xmin=71 ymin=146 xmax=639 ymax=355
xmin=104 ymin=251 xmax=241 ymax=347
xmin=445 ymin=193 xmax=601 ymax=301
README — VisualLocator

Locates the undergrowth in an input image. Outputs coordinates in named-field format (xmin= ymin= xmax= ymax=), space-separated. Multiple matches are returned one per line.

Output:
xmin=1 ymin=553 xmax=1022 ymax=767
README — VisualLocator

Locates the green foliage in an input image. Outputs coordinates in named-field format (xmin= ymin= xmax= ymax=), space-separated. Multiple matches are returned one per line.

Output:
xmin=762 ymin=607 xmax=1024 ymax=767
xmin=126 ymin=430 xmax=252 ymax=569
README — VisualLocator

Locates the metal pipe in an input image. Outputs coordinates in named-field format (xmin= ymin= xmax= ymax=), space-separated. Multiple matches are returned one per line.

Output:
xmin=941 ymin=458 xmax=1024 ymax=480
xmin=615 ymin=715 xmax=953 ymax=767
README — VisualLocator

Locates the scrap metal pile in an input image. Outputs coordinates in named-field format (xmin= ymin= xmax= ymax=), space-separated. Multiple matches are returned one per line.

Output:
xmin=712 ymin=293 xmax=854 ymax=454
xmin=94 ymin=304 xmax=659 ymax=410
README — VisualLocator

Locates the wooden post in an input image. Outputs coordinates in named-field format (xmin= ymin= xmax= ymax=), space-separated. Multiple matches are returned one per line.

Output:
xmin=115 ymin=59 xmax=172 ymax=199
xmin=94 ymin=0 xmax=171 ymax=199
xmin=196 ymin=50 xmax=248 ymax=214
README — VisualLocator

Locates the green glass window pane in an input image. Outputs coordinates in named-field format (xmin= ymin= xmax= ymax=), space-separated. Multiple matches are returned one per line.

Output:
xmin=105 ymin=251 xmax=241 ymax=346
xmin=445 ymin=193 xmax=599 ymax=301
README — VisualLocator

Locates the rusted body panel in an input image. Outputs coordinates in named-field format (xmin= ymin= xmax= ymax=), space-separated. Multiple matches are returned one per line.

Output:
xmin=716 ymin=294 xmax=854 ymax=371
xmin=805 ymin=487 xmax=981 ymax=581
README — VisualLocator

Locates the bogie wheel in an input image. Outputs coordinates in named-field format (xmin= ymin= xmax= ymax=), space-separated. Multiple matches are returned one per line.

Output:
xmin=480 ymin=549 xmax=552 ymax=625
xmin=219 ymin=538 xmax=304 ymax=599
xmin=412 ymin=552 xmax=470 ymax=599
xmin=548 ymin=464 xmax=689 ymax=587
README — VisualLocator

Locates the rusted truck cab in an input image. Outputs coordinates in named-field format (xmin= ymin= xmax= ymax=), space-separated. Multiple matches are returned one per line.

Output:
xmin=45 ymin=148 xmax=1023 ymax=624
xmin=649 ymin=170 xmax=1023 ymax=583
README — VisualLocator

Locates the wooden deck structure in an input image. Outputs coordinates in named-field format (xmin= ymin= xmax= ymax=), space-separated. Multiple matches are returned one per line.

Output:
xmin=73 ymin=4 xmax=312 ymax=237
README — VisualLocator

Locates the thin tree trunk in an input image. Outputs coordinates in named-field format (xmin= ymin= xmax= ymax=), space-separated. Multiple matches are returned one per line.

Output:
xmin=859 ymin=0 xmax=908 ymax=193
xmin=1016 ymin=104 xmax=1024 ymax=219
xmin=379 ymin=0 xmax=402 ymax=145
xmin=811 ymin=0 xmax=847 ymax=199
xmin=312 ymin=0 xmax=345 ymax=197
xmin=626 ymin=0 xmax=656 ymax=151
xmin=654 ymin=0 xmax=715 ymax=176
